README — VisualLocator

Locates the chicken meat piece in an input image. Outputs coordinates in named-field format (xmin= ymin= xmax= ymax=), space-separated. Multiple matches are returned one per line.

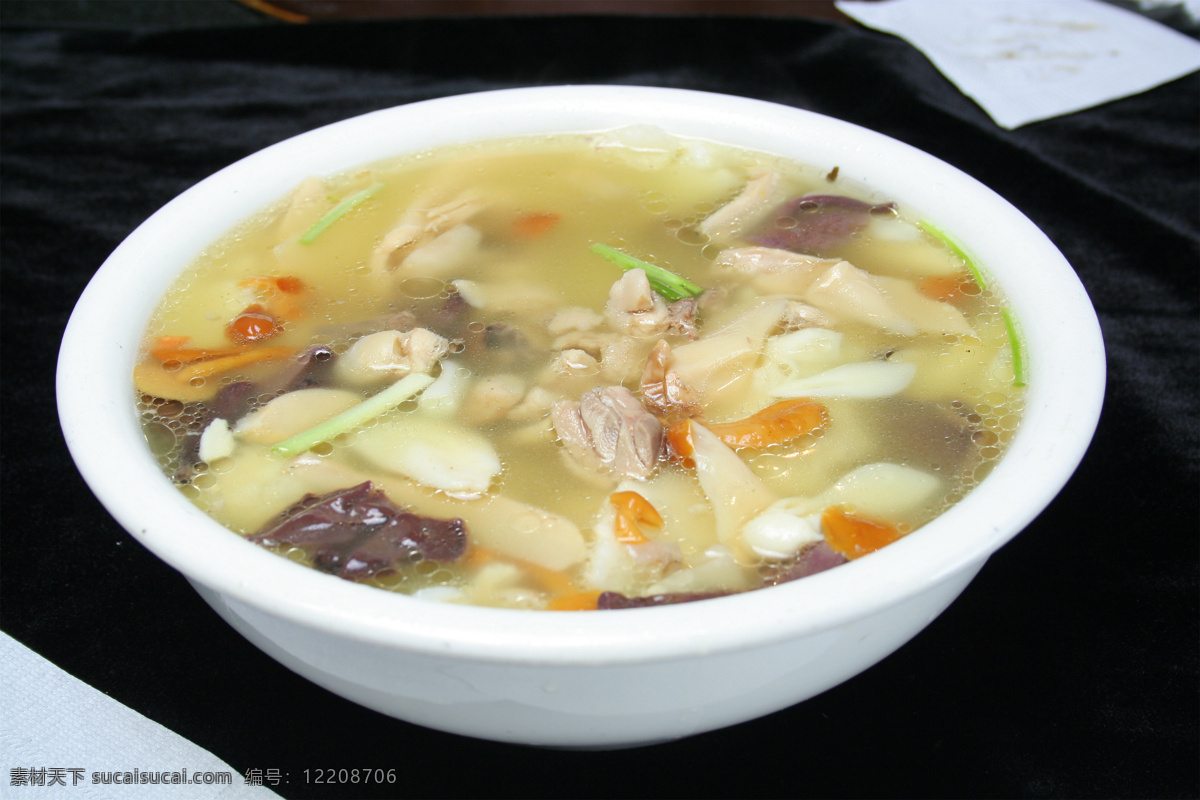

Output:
xmin=551 ymin=386 xmax=664 ymax=480
xmin=605 ymin=269 xmax=701 ymax=339
xmin=333 ymin=328 xmax=450 ymax=387
xmin=369 ymin=193 xmax=481 ymax=274
xmin=640 ymin=340 xmax=702 ymax=419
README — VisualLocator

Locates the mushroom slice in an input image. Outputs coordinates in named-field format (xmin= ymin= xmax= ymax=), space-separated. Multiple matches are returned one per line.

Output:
xmin=353 ymin=416 xmax=502 ymax=498
xmin=803 ymin=261 xmax=918 ymax=337
xmin=697 ymin=171 xmax=785 ymax=244
xmin=668 ymin=419 xmax=776 ymax=562
xmin=770 ymin=361 xmax=917 ymax=400
xmin=233 ymin=388 xmax=363 ymax=445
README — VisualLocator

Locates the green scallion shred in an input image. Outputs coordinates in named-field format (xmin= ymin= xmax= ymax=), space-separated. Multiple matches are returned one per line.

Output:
xmin=917 ymin=220 xmax=987 ymax=292
xmin=299 ymin=181 xmax=385 ymax=245
xmin=270 ymin=372 xmax=434 ymax=459
xmin=590 ymin=243 xmax=703 ymax=302
xmin=1002 ymin=308 xmax=1026 ymax=387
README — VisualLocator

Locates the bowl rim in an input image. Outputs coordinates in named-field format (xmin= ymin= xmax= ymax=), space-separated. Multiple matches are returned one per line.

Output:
xmin=56 ymin=85 xmax=1106 ymax=664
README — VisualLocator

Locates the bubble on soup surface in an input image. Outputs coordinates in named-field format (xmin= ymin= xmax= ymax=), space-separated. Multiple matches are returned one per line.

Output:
xmin=972 ymin=462 xmax=997 ymax=483
xmin=639 ymin=191 xmax=668 ymax=215
xmin=282 ymin=546 xmax=308 ymax=564
xmin=192 ymin=472 xmax=217 ymax=490
xmin=973 ymin=429 xmax=1000 ymax=447
xmin=399 ymin=276 xmax=446 ymax=300
xmin=143 ymin=422 xmax=177 ymax=457
xmin=209 ymin=456 xmax=235 ymax=474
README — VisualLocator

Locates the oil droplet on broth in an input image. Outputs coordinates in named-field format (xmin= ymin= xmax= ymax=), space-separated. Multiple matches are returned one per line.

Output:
xmin=399 ymin=276 xmax=447 ymax=300
xmin=142 ymin=422 xmax=176 ymax=456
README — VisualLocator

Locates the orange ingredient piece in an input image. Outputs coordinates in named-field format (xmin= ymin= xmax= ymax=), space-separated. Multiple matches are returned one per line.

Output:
xmin=174 ymin=346 xmax=295 ymax=381
xmin=149 ymin=335 xmax=233 ymax=364
xmin=271 ymin=276 xmax=305 ymax=294
xmin=239 ymin=275 xmax=307 ymax=320
xmin=511 ymin=212 xmax=560 ymax=239
xmin=704 ymin=399 xmax=829 ymax=450
xmin=821 ymin=506 xmax=902 ymax=559
xmin=226 ymin=303 xmax=282 ymax=344
xmin=918 ymin=272 xmax=973 ymax=302
xmin=455 ymin=547 xmax=602 ymax=611
xmin=464 ymin=546 xmax=578 ymax=596
xmin=610 ymin=491 xmax=664 ymax=545
xmin=546 ymin=590 xmax=602 ymax=611
xmin=665 ymin=418 xmax=697 ymax=467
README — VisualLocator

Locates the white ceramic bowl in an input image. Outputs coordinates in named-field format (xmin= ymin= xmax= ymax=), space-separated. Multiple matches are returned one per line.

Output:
xmin=57 ymin=86 xmax=1105 ymax=748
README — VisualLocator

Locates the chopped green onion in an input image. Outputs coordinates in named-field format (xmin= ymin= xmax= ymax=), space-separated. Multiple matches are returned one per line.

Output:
xmin=1002 ymin=308 xmax=1026 ymax=387
xmin=917 ymin=220 xmax=987 ymax=292
xmin=270 ymin=372 xmax=434 ymax=459
xmin=299 ymin=181 xmax=385 ymax=245
xmin=590 ymin=243 xmax=703 ymax=302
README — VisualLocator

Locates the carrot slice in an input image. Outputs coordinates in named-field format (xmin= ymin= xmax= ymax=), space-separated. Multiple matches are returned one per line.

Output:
xmin=464 ymin=546 xmax=578 ymax=595
xmin=239 ymin=275 xmax=308 ymax=320
xmin=462 ymin=546 xmax=601 ymax=611
xmin=546 ymin=590 xmax=602 ymax=611
xmin=610 ymin=491 xmax=663 ymax=544
xmin=174 ymin=346 xmax=296 ymax=381
xmin=821 ymin=506 xmax=902 ymax=559
xmin=665 ymin=418 xmax=697 ymax=467
xmin=511 ymin=212 xmax=560 ymax=239
xmin=464 ymin=545 xmax=499 ymax=568
xmin=703 ymin=399 xmax=829 ymax=450
xmin=918 ymin=272 xmax=973 ymax=302
xmin=149 ymin=336 xmax=234 ymax=364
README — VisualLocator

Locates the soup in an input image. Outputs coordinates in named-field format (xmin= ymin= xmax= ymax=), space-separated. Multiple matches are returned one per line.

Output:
xmin=135 ymin=129 xmax=1024 ymax=610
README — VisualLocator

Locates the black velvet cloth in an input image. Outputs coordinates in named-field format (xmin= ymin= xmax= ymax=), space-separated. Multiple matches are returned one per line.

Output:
xmin=2 ymin=15 xmax=1197 ymax=800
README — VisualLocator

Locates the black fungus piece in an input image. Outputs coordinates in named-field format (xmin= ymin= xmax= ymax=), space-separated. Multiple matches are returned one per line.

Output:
xmin=462 ymin=322 xmax=537 ymax=367
xmin=172 ymin=380 xmax=258 ymax=482
xmin=596 ymin=590 xmax=734 ymax=609
xmin=429 ymin=289 xmax=471 ymax=337
xmin=763 ymin=541 xmax=848 ymax=586
xmin=871 ymin=397 xmax=978 ymax=478
xmin=276 ymin=344 xmax=338 ymax=393
xmin=748 ymin=194 xmax=895 ymax=257
xmin=483 ymin=322 xmax=522 ymax=349
xmin=250 ymin=482 xmax=468 ymax=581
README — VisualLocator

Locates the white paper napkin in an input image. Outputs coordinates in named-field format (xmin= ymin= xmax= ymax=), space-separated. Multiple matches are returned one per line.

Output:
xmin=836 ymin=0 xmax=1200 ymax=128
xmin=1 ymin=631 xmax=280 ymax=799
